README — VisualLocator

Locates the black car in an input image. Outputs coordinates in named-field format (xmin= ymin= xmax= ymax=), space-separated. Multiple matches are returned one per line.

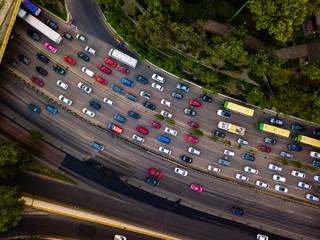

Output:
xmin=135 ymin=75 xmax=148 ymax=84
xmin=212 ymin=130 xmax=225 ymax=138
xmin=146 ymin=177 xmax=159 ymax=186
xmin=78 ymin=52 xmax=90 ymax=61
xmin=126 ymin=93 xmax=137 ymax=102
xmin=128 ymin=111 xmax=140 ymax=119
xmin=184 ymin=108 xmax=196 ymax=116
xmin=28 ymin=30 xmax=40 ymax=41
xmin=63 ymin=31 xmax=72 ymax=40
xmin=180 ymin=155 xmax=193 ymax=163
xmin=200 ymin=94 xmax=212 ymax=103
xmin=6 ymin=58 xmax=18 ymax=68
xmin=313 ymin=129 xmax=320 ymax=136
xmin=19 ymin=55 xmax=31 ymax=65
xmin=46 ymin=19 xmax=58 ymax=30
xmin=53 ymin=64 xmax=66 ymax=75
xmin=291 ymin=124 xmax=305 ymax=131
xmin=171 ymin=91 xmax=183 ymax=99
xmin=217 ymin=109 xmax=231 ymax=119
xmin=90 ymin=101 xmax=101 ymax=110
xmin=142 ymin=101 xmax=156 ymax=110
xmin=37 ymin=53 xmax=49 ymax=63
xmin=36 ymin=66 xmax=47 ymax=76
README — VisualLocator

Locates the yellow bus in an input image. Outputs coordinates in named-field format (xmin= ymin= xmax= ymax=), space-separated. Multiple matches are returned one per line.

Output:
xmin=255 ymin=123 xmax=290 ymax=138
xmin=292 ymin=134 xmax=320 ymax=148
xmin=223 ymin=101 xmax=254 ymax=117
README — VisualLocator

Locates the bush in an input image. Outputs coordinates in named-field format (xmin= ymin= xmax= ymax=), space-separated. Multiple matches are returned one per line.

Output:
xmin=193 ymin=129 xmax=204 ymax=137
xmin=225 ymin=140 xmax=231 ymax=146
xmin=237 ymin=144 xmax=242 ymax=149
xmin=281 ymin=158 xmax=289 ymax=166
xmin=292 ymin=161 xmax=302 ymax=168
xmin=156 ymin=114 xmax=164 ymax=121
xmin=210 ymin=135 xmax=218 ymax=142
xmin=305 ymin=165 xmax=316 ymax=172
xmin=29 ymin=130 xmax=42 ymax=142
xmin=167 ymin=118 xmax=175 ymax=125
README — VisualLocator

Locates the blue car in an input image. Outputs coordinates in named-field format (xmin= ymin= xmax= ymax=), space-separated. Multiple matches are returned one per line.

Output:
xmin=242 ymin=153 xmax=255 ymax=161
xmin=232 ymin=207 xmax=245 ymax=216
xmin=126 ymin=93 xmax=137 ymax=102
xmin=158 ymin=135 xmax=170 ymax=143
xmin=111 ymin=84 xmax=124 ymax=94
xmin=176 ymin=83 xmax=190 ymax=92
xmin=114 ymin=114 xmax=126 ymax=123
xmin=312 ymin=160 xmax=320 ymax=167
xmin=128 ymin=111 xmax=140 ymax=119
xmin=28 ymin=104 xmax=41 ymax=114
xmin=46 ymin=105 xmax=57 ymax=114
xmin=90 ymin=101 xmax=101 ymax=110
xmin=291 ymin=124 xmax=305 ymax=131
xmin=288 ymin=144 xmax=302 ymax=152
xmin=146 ymin=177 xmax=159 ymax=186
xmin=121 ymin=78 xmax=134 ymax=87
xmin=135 ymin=75 xmax=148 ymax=84
xmin=91 ymin=142 xmax=104 ymax=151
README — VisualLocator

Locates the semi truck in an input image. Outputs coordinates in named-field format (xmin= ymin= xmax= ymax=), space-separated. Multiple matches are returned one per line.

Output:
xmin=218 ymin=121 xmax=246 ymax=135
xmin=21 ymin=0 xmax=41 ymax=16
xmin=18 ymin=9 xmax=62 ymax=44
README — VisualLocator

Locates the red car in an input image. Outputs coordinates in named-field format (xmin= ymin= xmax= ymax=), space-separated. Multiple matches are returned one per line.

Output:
xmin=136 ymin=126 xmax=148 ymax=135
xmin=188 ymin=121 xmax=199 ymax=128
xmin=98 ymin=64 xmax=112 ymax=74
xmin=95 ymin=76 xmax=107 ymax=85
xmin=150 ymin=121 xmax=161 ymax=129
xmin=185 ymin=135 xmax=199 ymax=144
xmin=104 ymin=57 xmax=116 ymax=67
xmin=190 ymin=184 xmax=203 ymax=192
xmin=31 ymin=77 xmax=44 ymax=87
xmin=189 ymin=100 xmax=201 ymax=107
xmin=258 ymin=145 xmax=271 ymax=153
xmin=149 ymin=168 xmax=162 ymax=178
xmin=116 ymin=64 xmax=129 ymax=74
xmin=63 ymin=56 xmax=76 ymax=65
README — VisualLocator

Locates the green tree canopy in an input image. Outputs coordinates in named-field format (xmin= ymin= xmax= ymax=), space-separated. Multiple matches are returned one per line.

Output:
xmin=301 ymin=60 xmax=320 ymax=81
xmin=269 ymin=69 xmax=292 ymax=88
xmin=246 ymin=87 xmax=272 ymax=109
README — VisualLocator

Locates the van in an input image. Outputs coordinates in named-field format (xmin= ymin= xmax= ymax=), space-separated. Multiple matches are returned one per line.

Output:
xmin=217 ymin=158 xmax=231 ymax=166
xmin=82 ymin=67 xmax=94 ymax=77
xmin=158 ymin=135 xmax=170 ymax=143
xmin=85 ymin=46 xmax=97 ymax=56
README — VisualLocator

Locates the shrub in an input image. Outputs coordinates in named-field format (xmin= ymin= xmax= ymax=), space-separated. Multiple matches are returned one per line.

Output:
xmin=210 ymin=136 xmax=218 ymax=142
xmin=193 ymin=129 xmax=204 ymax=137
xmin=292 ymin=161 xmax=302 ymax=168
xmin=281 ymin=158 xmax=289 ymax=166
xmin=156 ymin=114 xmax=164 ymax=121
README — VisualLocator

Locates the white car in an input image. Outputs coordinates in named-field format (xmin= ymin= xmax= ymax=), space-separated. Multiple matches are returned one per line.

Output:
xmin=237 ymin=138 xmax=248 ymax=145
xmin=57 ymin=80 xmax=68 ymax=90
xmin=255 ymin=180 xmax=269 ymax=188
xmin=140 ymin=91 xmax=151 ymax=99
xmin=208 ymin=165 xmax=220 ymax=173
xmin=132 ymin=134 xmax=145 ymax=143
xmin=188 ymin=147 xmax=200 ymax=156
xmin=59 ymin=95 xmax=72 ymax=105
xmin=298 ymin=181 xmax=311 ymax=190
xmin=268 ymin=163 xmax=282 ymax=172
xmin=275 ymin=185 xmax=288 ymax=193
xmin=82 ymin=108 xmax=95 ymax=117
xmin=159 ymin=146 xmax=171 ymax=155
xmin=244 ymin=166 xmax=258 ymax=174
xmin=273 ymin=174 xmax=286 ymax=183
xmin=305 ymin=193 xmax=319 ymax=202
xmin=291 ymin=170 xmax=306 ymax=179
xmin=310 ymin=151 xmax=320 ymax=159
xmin=164 ymin=127 xmax=177 ymax=136
xmin=224 ymin=150 xmax=234 ymax=156
xmin=174 ymin=167 xmax=188 ymax=176
xmin=236 ymin=173 xmax=249 ymax=182
xmin=257 ymin=234 xmax=268 ymax=240
xmin=151 ymin=82 xmax=164 ymax=91
xmin=152 ymin=73 xmax=165 ymax=83
xmin=314 ymin=175 xmax=320 ymax=182
xmin=81 ymin=67 xmax=94 ymax=77
xmin=114 ymin=235 xmax=126 ymax=240
xmin=78 ymin=82 xmax=92 ymax=93
xmin=160 ymin=99 xmax=172 ymax=107
xmin=160 ymin=110 xmax=173 ymax=119
xmin=103 ymin=97 xmax=114 ymax=107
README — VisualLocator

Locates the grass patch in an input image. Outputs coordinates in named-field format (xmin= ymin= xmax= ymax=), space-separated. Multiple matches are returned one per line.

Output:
xmin=35 ymin=0 xmax=67 ymax=21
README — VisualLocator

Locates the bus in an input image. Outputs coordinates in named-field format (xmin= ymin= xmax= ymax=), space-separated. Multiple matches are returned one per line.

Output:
xmin=108 ymin=48 xmax=138 ymax=68
xmin=292 ymin=134 xmax=320 ymax=148
xmin=223 ymin=101 xmax=254 ymax=117
xmin=21 ymin=0 xmax=41 ymax=16
xmin=255 ymin=123 xmax=290 ymax=138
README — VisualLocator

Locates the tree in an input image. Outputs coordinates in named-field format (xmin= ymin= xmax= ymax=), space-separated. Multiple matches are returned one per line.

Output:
xmin=301 ymin=60 xmax=320 ymax=81
xmin=269 ymin=69 xmax=292 ymax=88
xmin=201 ymin=71 xmax=219 ymax=89
xmin=246 ymin=87 xmax=272 ymax=109
xmin=29 ymin=130 xmax=42 ymax=142
xmin=126 ymin=0 xmax=137 ymax=18
xmin=0 ymin=186 xmax=25 ymax=232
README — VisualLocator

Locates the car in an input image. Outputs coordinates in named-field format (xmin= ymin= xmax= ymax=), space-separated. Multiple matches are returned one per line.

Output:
xmin=140 ymin=91 xmax=151 ymax=99
xmin=57 ymin=80 xmax=68 ymax=90
xmin=213 ymin=130 xmax=225 ymax=138
xmin=143 ymin=101 xmax=156 ymax=110
xmin=291 ymin=124 xmax=305 ymax=131
xmin=134 ymin=75 xmax=148 ymax=84
xmin=217 ymin=109 xmax=231 ymax=118
xmin=273 ymin=174 xmax=286 ymax=183
xmin=116 ymin=65 xmax=129 ymax=74
xmin=150 ymin=121 xmax=161 ymax=129
xmin=313 ymin=129 xmax=320 ymax=136
xmin=314 ymin=175 xmax=320 ymax=182
xmin=174 ymin=167 xmax=188 ymax=176
xmin=185 ymin=135 xmax=199 ymax=144
xmin=237 ymin=138 xmax=248 ymax=145
xmin=53 ymin=64 xmax=66 ymax=75
xmin=152 ymin=73 xmax=165 ymax=83
xmin=28 ymin=104 xmax=40 ymax=114
xmin=231 ymin=207 xmax=245 ymax=216
xmin=159 ymin=146 xmax=171 ymax=155
xmin=78 ymin=82 xmax=92 ymax=93
xmin=176 ymin=83 xmax=190 ymax=92
xmin=89 ymin=101 xmax=101 ymax=110
xmin=208 ymin=165 xmax=220 ymax=173
xmin=63 ymin=31 xmax=72 ymax=40
xmin=36 ymin=66 xmax=47 ymax=76
xmin=256 ymin=234 xmax=269 ymax=240
xmin=82 ymin=67 xmax=94 ymax=77
xmin=126 ymin=93 xmax=137 ymax=102
xmin=312 ymin=159 xmax=320 ymax=167
xmin=103 ymin=97 xmax=114 ymax=107
xmin=98 ymin=64 xmax=111 ymax=74
xmin=136 ymin=126 xmax=148 ymax=135
xmin=269 ymin=118 xmax=283 ymax=125
xmin=148 ymin=168 xmax=162 ymax=178
xmin=184 ymin=108 xmax=196 ymax=116
xmin=160 ymin=99 xmax=172 ymax=107
xmin=85 ymin=46 xmax=97 ymax=56
xmin=288 ymin=144 xmax=302 ymax=152
xmin=264 ymin=137 xmax=277 ymax=145
xmin=158 ymin=135 xmax=170 ymax=144
xmin=241 ymin=154 xmax=255 ymax=161
xmin=188 ymin=147 xmax=200 ymax=156
xmin=160 ymin=110 xmax=173 ymax=119
xmin=91 ymin=142 xmax=104 ymax=151
xmin=6 ymin=58 xmax=18 ymax=68
xmin=306 ymin=193 xmax=319 ymax=201
xmin=258 ymin=145 xmax=271 ymax=153
xmin=298 ymin=181 xmax=311 ymax=190
xmin=291 ymin=170 xmax=305 ymax=179
xmin=76 ymin=34 xmax=87 ymax=43
xmin=78 ymin=52 xmax=90 ymax=61
xmin=63 ymin=56 xmax=76 ymax=65
xmin=310 ymin=151 xmax=320 ymax=159
xmin=128 ymin=111 xmax=140 ymax=119
xmin=31 ymin=77 xmax=43 ymax=87
xmin=236 ymin=173 xmax=249 ymax=181
xmin=224 ymin=150 xmax=234 ymax=156
xmin=82 ymin=108 xmax=95 ymax=117
xmin=44 ymin=43 xmax=57 ymax=53
xmin=164 ymin=127 xmax=177 ymax=136
xmin=189 ymin=100 xmax=201 ymax=107
xmin=146 ymin=177 xmax=159 ymax=187
xmin=217 ymin=158 xmax=231 ymax=166
xmin=275 ymin=185 xmax=288 ymax=193
xmin=114 ymin=114 xmax=126 ymax=123
xmin=104 ymin=57 xmax=116 ymax=67
xmin=46 ymin=19 xmax=58 ymax=30
xmin=94 ymin=76 xmax=107 ymax=85
xmin=255 ymin=180 xmax=269 ymax=188
xmin=190 ymin=184 xmax=203 ymax=192
xmin=111 ymin=84 xmax=124 ymax=95
xmin=151 ymin=82 xmax=164 ymax=91
xmin=268 ymin=164 xmax=282 ymax=172
xmin=36 ymin=53 xmax=49 ymax=63
xmin=200 ymin=94 xmax=213 ymax=102
xmin=19 ymin=55 xmax=30 ymax=65
xmin=114 ymin=235 xmax=126 ymax=240
xmin=28 ymin=30 xmax=40 ymax=41
xmin=280 ymin=151 xmax=293 ymax=158
xmin=180 ymin=155 xmax=193 ymax=163
xmin=171 ymin=92 xmax=183 ymax=99
xmin=187 ymin=121 xmax=199 ymax=128
xmin=59 ymin=95 xmax=72 ymax=105
xmin=244 ymin=166 xmax=258 ymax=174
xmin=132 ymin=134 xmax=145 ymax=143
